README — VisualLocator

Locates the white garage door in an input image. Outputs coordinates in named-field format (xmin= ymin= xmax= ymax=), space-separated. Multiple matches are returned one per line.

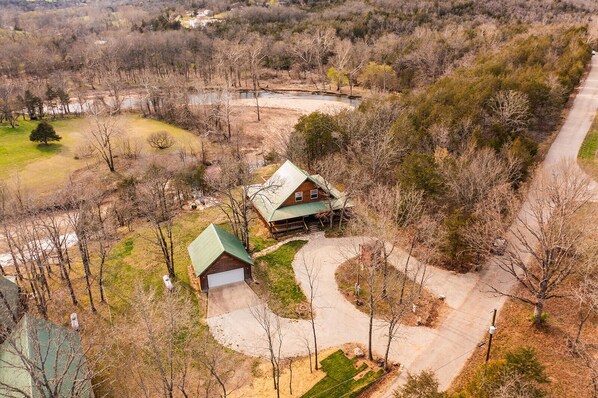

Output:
xmin=207 ymin=268 xmax=245 ymax=289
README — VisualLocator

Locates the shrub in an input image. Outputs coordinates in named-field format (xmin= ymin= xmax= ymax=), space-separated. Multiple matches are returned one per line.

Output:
xmin=147 ymin=131 xmax=175 ymax=149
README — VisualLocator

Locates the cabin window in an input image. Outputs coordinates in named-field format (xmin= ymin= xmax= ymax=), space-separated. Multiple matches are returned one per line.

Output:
xmin=310 ymin=189 xmax=319 ymax=199
xmin=295 ymin=191 xmax=303 ymax=202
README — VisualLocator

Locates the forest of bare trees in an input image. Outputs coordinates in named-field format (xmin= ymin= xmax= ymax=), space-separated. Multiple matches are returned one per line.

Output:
xmin=1 ymin=0 xmax=598 ymax=396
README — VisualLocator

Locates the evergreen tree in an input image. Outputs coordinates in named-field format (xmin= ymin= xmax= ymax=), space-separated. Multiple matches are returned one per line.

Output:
xmin=30 ymin=122 xmax=62 ymax=145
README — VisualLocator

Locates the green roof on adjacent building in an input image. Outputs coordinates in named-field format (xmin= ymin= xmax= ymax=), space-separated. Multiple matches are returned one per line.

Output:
xmin=188 ymin=223 xmax=253 ymax=277
xmin=0 ymin=314 xmax=94 ymax=398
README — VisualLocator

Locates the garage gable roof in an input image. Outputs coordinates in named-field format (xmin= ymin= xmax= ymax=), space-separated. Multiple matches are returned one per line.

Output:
xmin=188 ymin=224 xmax=253 ymax=277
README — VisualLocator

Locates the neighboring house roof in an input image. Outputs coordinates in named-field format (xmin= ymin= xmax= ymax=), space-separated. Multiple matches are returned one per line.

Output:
xmin=188 ymin=223 xmax=254 ymax=277
xmin=0 ymin=275 xmax=21 ymax=331
xmin=247 ymin=160 xmax=351 ymax=222
xmin=0 ymin=314 xmax=93 ymax=398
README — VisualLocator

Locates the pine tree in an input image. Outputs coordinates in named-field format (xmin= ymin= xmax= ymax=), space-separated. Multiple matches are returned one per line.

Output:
xmin=29 ymin=122 xmax=62 ymax=145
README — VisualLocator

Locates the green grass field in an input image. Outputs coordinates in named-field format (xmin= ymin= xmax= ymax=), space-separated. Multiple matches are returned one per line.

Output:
xmin=252 ymin=240 xmax=308 ymax=318
xmin=578 ymin=111 xmax=598 ymax=181
xmin=302 ymin=350 xmax=384 ymax=398
xmin=0 ymin=115 xmax=200 ymax=193
xmin=102 ymin=208 xmax=224 ymax=314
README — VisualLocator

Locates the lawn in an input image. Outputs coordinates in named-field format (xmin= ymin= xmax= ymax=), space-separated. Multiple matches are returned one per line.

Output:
xmin=252 ymin=240 xmax=309 ymax=319
xmin=0 ymin=115 xmax=200 ymax=194
xmin=578 ymin=111 xmax=598 ymax=180
xmin=335 ymin=258 xmax=444 ymax=327
xmin=301 ymin=350 xmax=384 ymax=398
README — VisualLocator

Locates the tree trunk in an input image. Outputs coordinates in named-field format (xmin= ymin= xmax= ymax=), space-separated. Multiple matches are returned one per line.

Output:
xmin=533 ymin=300 xmax=544 ymax=324
xmin=368 ymin=277 xmax=374 ymax=361
xmin=288 ymin=359 xmax=293 ymax=395
xmin=384 ymin=323 xmax=392 ymax=371
xmin=310 ymin=307 xmax=318 ymax=370
xmin=400 ymin=235 xmax=416 ymax=304
xmin=574 ymin=308 xmax=592 ymax=349
xmin=79 ymin=239 xmax=97 ymax=313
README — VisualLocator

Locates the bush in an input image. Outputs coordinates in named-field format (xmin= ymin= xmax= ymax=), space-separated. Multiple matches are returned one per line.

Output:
xmin=147 ymin=131 xmax=175 ymax=149
xmin=464 ymin=347 xmax=548 ymax=398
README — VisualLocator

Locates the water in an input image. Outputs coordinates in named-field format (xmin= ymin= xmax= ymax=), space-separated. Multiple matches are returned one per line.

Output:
xmin=51 ymin=90 xmax=359 ymax=115
xmin=0 ymin=232 xmax=78 ymax=268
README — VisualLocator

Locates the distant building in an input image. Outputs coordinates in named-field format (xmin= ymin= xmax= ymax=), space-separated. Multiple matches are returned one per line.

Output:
xmin=248 ymin=160 xmax=351 ymax=235
xmin=188 ymin=224 xmax=254 ymax=291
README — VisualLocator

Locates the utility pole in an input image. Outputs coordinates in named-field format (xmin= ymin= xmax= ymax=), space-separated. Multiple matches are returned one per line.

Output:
xmin=486 ymin=308 xmax=497 ymax=362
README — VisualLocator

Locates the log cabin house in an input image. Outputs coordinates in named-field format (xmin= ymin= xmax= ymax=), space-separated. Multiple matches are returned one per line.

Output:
xmin=188 ymin=223 xmax=254 ymax=291
xmin=247 ymin=160 xmax=351 ymax=235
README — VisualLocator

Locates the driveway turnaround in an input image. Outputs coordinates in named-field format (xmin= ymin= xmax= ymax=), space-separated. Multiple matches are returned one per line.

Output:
xmin=207 ymin=234 xmax=491 ymax=380
xmin=207 ymin=55 xmax=598 ymax=396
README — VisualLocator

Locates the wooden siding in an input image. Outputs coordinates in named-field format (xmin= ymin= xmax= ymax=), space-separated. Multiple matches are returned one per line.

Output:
xmin=279 ymin=180 xmax=328 ymax=208
xmin=199 ymin=253 xmax=252 ymax=291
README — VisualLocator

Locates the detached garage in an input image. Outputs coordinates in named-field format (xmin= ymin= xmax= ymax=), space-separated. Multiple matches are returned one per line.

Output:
xmin=188 ymin=223 xmax=254 ymax=291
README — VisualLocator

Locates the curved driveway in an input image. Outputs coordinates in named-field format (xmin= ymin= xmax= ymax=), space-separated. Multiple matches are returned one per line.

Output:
xmin=207 ymin=55 xmax=598 ymax=395
xmin=207 ymin=234 xmax=488 ymax=378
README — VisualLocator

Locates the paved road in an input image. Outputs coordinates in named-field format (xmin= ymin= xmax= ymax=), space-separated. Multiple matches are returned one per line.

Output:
xmin=207 ymin=55 xmax=598 ymax=396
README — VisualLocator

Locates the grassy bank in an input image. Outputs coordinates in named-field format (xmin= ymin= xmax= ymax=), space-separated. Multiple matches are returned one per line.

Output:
xmin=0 ymin=115 xmax=200 ymax=194
xmin=252 ymin=240 xmax=309 ymax=319
xmin=578 ymin=111 xmax=598 ymax=180
xmin=302 ymin=350 xmax=384 ymax=398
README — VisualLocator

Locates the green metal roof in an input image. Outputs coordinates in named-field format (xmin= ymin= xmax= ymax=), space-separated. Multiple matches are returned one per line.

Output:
xmin=256 ymin=160 xmax=315 ymax=210
xmin=188 ymin=223 xmax=253 ymax=277
xmin=0 ymin=275 xmax=20 ymax=331
xmin=248 ymin=161 xmax=350 ymax=222
xmin=266 ymin=200 xmax=344 ymax=222
xmin=0 ymin=314 xmax=93 ymax=398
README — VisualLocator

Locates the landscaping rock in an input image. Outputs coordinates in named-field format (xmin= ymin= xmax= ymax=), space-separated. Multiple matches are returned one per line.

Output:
xmin=354 ymin=347 xmax=365 ymax=358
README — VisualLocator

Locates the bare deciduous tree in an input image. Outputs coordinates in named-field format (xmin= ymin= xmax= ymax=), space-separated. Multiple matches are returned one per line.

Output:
xmin=300 ymin=256 xmax=320 ymax=371
xmin=493 ymin=163 xmax=594 ymax=324
xmin=250 ymin=302 xmax=283 ymax=398
xmin=131 ymin=284 xmax=204 ymax=398
xmin=87 ymin=113 xmax=120 ymax=173
xmin=210 ymin=156 xmax=280 ymax=250
xmin=138 ymin=164 xmax=177 ymax=279
xmin=147 ymin=131 xmax=175 ymax=150
xmin=489 ymin=90 xmax=530 ymax=132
